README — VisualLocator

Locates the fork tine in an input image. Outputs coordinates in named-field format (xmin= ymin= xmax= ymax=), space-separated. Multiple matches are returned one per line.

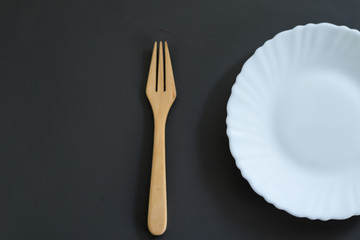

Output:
xmin=158 ymin=41 xmax=164 ymax=92
xmin=146 ymin=42 xmax=157 ymax=93
xmin=164 ymin=41 xmax=176 ymax=95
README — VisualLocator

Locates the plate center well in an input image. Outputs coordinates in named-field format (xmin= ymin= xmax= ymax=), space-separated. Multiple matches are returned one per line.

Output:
xmin=272 ymin=69 xmax=360 ymax=170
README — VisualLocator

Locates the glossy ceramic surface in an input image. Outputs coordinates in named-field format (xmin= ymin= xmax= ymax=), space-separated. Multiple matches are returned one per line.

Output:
xmin=227 ymin=23 xmax=360 ymax=220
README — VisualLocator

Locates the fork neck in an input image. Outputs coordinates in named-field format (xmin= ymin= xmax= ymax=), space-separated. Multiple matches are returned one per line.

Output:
xmin=153 ymin=113 xmax=168 ymax=131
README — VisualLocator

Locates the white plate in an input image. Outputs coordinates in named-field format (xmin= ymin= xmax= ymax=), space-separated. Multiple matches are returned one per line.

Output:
xmin=226 ymin=23 xmax=360 ymax=220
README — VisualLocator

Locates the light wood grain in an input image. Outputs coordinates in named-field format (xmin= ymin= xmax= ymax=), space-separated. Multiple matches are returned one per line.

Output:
xmin=146 ymin=41 xmax=176 ymax=236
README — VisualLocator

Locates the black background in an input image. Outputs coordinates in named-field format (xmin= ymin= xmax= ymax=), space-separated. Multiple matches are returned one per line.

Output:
xmin=2 ymin=0 xmax=360 ymax=239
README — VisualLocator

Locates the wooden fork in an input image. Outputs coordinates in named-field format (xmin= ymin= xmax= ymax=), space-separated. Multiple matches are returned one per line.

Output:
xmin=146 ymin=41 xmax=176 ymax=236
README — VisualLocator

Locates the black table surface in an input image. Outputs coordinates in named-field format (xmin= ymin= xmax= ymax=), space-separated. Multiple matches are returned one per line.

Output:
xmin=2 ymin=0 xmax=360 ymax=239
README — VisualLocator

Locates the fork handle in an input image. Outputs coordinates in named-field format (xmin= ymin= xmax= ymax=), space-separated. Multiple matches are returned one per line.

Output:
xmin=148 ymin=117 xmax=167 ymax=236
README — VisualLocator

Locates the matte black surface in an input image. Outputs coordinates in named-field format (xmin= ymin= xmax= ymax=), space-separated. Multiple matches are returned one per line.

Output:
xmin=2 ymin=0 xmax=360 ymax=239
